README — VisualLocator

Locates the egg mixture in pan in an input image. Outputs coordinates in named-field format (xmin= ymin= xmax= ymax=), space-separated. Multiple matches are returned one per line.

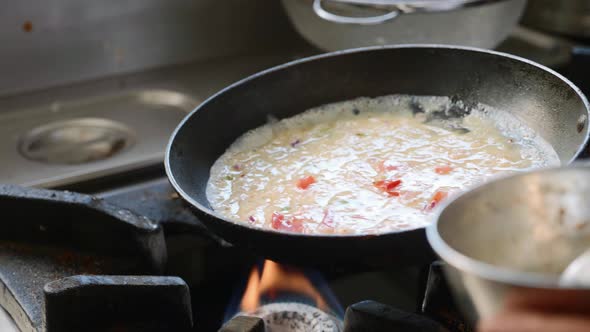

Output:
xmin=207 ymin=95 xmax=559 ymax=235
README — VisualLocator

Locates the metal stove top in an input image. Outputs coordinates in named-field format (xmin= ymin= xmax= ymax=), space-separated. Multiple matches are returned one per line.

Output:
xmin=0 ymin=53 xmax=313 ymax=189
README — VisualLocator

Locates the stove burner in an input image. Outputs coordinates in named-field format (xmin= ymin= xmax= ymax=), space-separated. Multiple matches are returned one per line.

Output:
xmin=222 ymin=259 xmax=344 ymax=331
xmin=19 ymin=118 xmax=135 ymax=165
xmin=221 ymin=303 xmax=342 ymax=332
xmin=252 ymin=303 xmax=342 ymax=332
xmin=222 ymin=300 xmax=454 ymax=332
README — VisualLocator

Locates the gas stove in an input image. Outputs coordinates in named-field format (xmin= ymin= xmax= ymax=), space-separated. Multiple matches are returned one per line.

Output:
xmin=0 ymin=181 xmax=465 ymax=332
xmin=1 ymin=21 xmax=590 ymax=331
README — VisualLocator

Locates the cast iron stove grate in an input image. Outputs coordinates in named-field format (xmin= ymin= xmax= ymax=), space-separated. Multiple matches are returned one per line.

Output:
xmin=0 ymin=183 xmax=471 ymax=332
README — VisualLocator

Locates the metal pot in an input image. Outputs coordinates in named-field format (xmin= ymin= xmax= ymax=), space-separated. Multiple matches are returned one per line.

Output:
xmin=427 ymin=165 xmax=590 ymax=325
xmin=281 ymin=0 xmax=527 ymax=51
xmin=522 ymin=1 xmax=590 ymax=39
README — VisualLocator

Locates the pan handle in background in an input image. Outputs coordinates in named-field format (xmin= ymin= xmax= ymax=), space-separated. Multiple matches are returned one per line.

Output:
xmin=313 ymin=0 xmax=507 ymax=25
xmin=313 ymin=0 xmax=400 ymax=25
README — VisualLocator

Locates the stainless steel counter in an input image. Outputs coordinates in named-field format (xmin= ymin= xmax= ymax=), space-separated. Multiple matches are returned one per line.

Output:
xmin=0 ymin=52 xmax=316 ymax=189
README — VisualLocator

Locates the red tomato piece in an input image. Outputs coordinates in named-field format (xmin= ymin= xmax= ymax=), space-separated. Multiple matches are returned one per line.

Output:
xmin=271 ymin=212 xmax=304 ymax=233
xmin=435 ymin=165 xmax=453 ymax=175
xmin=374 ymin=179 xmax=402 ymax=196
xmin=271 ymin=212 xmax=285 ymax=229
xmin=426 ymin=191 xmax=448 ymax=211
xmin=385 ymin=180 xmax=402 ymax=191
xmin=296 ymin=175 xmax=316 ymax=190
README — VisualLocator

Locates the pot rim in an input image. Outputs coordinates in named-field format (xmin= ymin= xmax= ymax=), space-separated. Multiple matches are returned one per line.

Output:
xmin=427 ymin=163 xmax=590 ymax=290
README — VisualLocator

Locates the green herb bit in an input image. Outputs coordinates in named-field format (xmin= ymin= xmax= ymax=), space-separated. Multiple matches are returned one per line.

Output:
xmin=225 ymin=175 xmax=234 ymax=181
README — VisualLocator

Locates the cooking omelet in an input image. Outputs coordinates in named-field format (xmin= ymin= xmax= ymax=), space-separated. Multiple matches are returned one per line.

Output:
xmin=207 ymin=95 xmax=559 ymax=235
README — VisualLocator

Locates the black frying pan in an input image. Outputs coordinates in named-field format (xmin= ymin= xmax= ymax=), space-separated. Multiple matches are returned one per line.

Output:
xmin=165 ymin=45 xmax=589 ymax=267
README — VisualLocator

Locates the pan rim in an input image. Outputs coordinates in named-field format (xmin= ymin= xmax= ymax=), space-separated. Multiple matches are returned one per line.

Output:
xmin=165 ymin=44 xmax=590 ymax=239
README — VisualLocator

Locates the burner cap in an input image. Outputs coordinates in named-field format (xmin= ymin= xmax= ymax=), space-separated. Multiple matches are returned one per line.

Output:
xmin=19 ymin=118 xmax=135 ymax=164
xmin=251 ymin=303 xmax=342 ymax=332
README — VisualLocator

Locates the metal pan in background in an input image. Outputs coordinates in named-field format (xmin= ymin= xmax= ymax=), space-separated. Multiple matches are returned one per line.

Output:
xmin=165 ymin=45 xmax=590 ymax=268
xmin=281 ymin=0 xmax=527 ymax=51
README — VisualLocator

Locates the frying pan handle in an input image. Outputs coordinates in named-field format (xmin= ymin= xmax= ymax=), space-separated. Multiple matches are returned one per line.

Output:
xmin=313 ymin=0 xmax=503 ymax=25
xmin=313 ymin=0 xmax=400 ymax=25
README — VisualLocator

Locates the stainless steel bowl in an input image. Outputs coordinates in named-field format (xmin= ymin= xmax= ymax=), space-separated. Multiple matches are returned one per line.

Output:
xmin=282 ymin=0 xmax=527 ymax=51
xmin=427 ymin=165 xmax=590 ymax=325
